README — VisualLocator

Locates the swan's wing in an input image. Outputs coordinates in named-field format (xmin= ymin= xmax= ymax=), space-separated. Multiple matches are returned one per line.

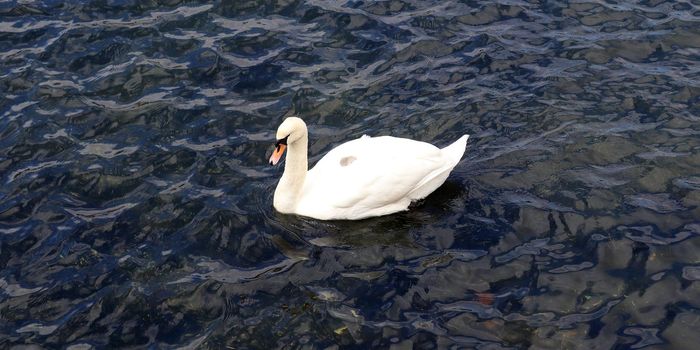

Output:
xmin=301 ymin=136 xmax=448 ymax=211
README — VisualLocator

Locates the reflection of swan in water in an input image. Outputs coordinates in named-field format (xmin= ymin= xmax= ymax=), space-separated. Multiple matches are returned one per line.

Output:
xmin=268 ymin=117 xmax=469 ymax=220
xmin=261 ymin=179 xmax=469 ymax=249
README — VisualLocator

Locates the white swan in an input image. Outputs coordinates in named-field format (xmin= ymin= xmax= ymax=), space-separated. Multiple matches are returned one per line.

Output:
xmin=269 ymin=117 xmax=469 ymax=220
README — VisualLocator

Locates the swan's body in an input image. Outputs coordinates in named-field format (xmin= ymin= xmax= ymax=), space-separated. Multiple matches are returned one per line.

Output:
xmin=270 ymin=117 xmax=468 ymax=220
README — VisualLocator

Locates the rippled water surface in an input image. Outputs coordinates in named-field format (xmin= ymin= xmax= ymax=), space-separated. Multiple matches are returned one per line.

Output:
xmin=2 ymin=0 xmax=700 ymax=348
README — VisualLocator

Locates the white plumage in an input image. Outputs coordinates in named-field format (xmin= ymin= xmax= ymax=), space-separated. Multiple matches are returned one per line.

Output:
xmin=269 ymin=117 xmax=469 ymax=220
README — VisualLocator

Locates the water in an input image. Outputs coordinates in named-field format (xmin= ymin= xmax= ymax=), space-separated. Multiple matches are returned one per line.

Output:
xmin=1 ymin=0 xmax=699 ymax=348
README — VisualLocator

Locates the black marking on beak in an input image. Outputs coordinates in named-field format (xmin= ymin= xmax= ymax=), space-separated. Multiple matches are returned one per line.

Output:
xmin=274 ymin=135 xmax=289 ymax=153
xmin=275 ymin=135 xmax=289 ymax=148
xmin=269 ymin=135 xmax=289 ymax=166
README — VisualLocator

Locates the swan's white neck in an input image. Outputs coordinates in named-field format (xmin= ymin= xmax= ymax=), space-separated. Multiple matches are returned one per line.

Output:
xmin=273 ymin=135 xmax=308 ymax=213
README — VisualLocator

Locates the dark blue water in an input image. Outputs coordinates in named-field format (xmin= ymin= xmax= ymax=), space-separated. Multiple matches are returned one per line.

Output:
xmin=1 ymin=0 xmax=699 ymax=348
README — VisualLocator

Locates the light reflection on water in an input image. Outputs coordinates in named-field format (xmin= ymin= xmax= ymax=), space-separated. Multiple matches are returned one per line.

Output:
xmin=1 ymin=0 xmax=699 ymax=348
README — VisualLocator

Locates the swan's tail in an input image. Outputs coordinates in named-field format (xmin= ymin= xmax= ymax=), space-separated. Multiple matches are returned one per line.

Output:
xmin=442 ymin=134 xmax=469 ymax=166
xmin=406 ymin=134 xmax=469 ymax=200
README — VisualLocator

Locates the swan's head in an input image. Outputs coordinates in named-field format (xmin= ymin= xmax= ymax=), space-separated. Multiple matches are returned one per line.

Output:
xmin=270 ymin=117 xmax=307 ymax=165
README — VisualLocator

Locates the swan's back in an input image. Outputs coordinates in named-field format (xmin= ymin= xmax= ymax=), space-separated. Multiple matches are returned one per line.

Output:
xmin=296 ymin=134 xmax=469 ymax=220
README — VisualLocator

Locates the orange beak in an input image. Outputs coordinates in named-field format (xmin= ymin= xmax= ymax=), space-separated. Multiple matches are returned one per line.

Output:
xmin=269 ymin=144 xmax=286 ymax=165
